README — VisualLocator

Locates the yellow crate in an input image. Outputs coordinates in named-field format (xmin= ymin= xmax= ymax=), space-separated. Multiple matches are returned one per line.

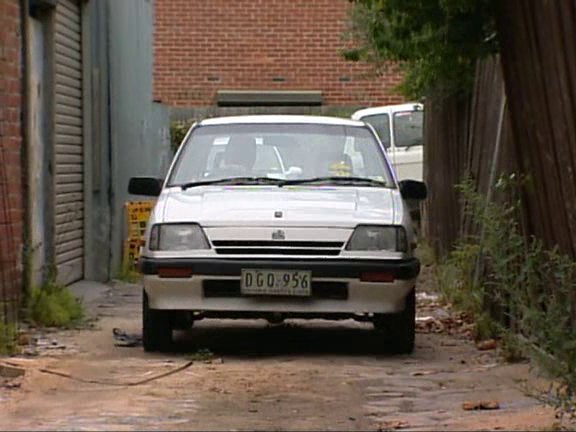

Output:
xmin=127 ymin=220 xmax=149 ymax=239
xmin=123 ymin=238 xmax=145 ymax=266
xmin=125 ymin=200 xmax=154 ymax=240
xmin=126 ymin=201 xmax=154 ymax=217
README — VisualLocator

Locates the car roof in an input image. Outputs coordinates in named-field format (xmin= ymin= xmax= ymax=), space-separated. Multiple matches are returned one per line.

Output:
xmin=199 ymin=115 xmax=366 ymax=128
xmin=351 ymin=103 xmax=424 ymax=120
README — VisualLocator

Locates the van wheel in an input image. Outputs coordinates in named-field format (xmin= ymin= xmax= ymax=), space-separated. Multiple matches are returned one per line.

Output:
xmin=373 ymin=288 xmax=416 ymax=354
xmin=142 ymin=290 xmax=173 ymax=352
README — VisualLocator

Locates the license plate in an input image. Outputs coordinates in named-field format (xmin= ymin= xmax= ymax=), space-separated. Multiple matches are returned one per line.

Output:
xmin=241 ymin=269 xmax=312 ymax=296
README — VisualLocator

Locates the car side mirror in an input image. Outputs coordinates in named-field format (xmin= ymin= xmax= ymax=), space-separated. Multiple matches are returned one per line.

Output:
xmin=399 ymin=180 xmax=427 ymax=201
xmin=128 ymin=177 xmax=163 ymax=197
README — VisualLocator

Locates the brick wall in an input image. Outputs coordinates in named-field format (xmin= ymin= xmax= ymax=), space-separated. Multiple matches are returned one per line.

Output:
xmin=154 ymin=0 xmax=404 ymax=108
xmin=0 ymin=0 xmax=23 ymax=301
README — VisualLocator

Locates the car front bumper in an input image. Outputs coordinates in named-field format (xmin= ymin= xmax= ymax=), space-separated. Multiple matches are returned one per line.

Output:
xmin=140 ymin=257 xmax=420 ymax=315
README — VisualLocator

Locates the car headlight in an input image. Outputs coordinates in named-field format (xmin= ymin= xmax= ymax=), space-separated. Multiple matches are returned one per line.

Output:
xmin=149 ymin=224 xmax=210 ymax=251
xmin=345 ymin=225 xmax=407 ymax=252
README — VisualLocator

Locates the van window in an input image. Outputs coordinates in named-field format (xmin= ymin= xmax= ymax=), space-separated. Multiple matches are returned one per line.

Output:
xmin=359 ymin=114 xmax=391 ymax=148
xmin=393 ymin=111 xmax=423 ymax=148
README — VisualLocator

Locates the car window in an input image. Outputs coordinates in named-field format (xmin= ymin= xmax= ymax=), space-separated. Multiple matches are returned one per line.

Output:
xmin=359 ymin=114 xmax=391 ymax=149
xmin=393 ymin=111 xmax=424 ymax=148
xmin=168 ymin=123 xmax=395 ymax=187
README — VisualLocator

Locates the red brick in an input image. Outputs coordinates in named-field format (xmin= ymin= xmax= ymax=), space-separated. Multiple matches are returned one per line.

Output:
xmin=0 ymin=0 xmax=24 ymax=298
xmin=153 ymin=0 xmax=405 ymax=108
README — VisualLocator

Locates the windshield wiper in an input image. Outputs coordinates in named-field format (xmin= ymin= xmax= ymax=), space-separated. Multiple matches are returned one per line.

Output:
xmin=176 ymin=176 xmax=390 ymax=190
xmin=281 ymin=176 xmax=389 ymax=187
xmin=176 ymin=177 xmax=284 ymax=190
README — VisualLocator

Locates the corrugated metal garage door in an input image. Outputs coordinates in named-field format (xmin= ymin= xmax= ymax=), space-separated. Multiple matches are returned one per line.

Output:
xmin=54 ymin=0 xmax=84 ymax=285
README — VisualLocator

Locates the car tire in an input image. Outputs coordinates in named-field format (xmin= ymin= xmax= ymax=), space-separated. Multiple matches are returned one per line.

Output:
xmin=142 ymin=290 xmax=173 ymax=352
xmin=172 ymin=311 xmax=195 ymax=330
xmin=373 ymin=288 xmax=416 ymax=354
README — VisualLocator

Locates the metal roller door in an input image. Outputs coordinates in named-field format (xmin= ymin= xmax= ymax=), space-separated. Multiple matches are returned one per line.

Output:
xmin=54 ymin=0 xmax=84 ymax=285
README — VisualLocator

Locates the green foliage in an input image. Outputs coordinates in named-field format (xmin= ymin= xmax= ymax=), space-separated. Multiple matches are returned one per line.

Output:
xmin=435 ymin=240 xmax=500 ymax=341
xmin=499 ymin=331 xmax=525 ymax=363
xmin=344 ymin=0 xmax=499 ymax=98
xmin=437 ymin=175 xmax=576 ymax=418
xmin=27 ymin=280 xmax=84 ymax=328
xmin=415 ymin=241 xmax=436 ymax=267
xmin=436 ymin=242 xmax=481 ymax=314
xmin=115 ymin=258 xmax=141 ymax=284
xmin=187 ymin=348 xmax=215 ymax=362
xmin=0 ymin=320 xmax=17 ymax=355
xmin=170 ymin=120 xmax=195 ymax=153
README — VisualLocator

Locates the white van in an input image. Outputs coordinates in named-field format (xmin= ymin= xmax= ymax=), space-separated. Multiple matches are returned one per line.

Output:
xmin=352 ymin=103 xmax=424 ymax=182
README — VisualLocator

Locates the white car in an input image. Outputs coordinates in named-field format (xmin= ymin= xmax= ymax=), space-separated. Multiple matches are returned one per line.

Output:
xmin=352 ymin=103 xmax=424 ymax=182
xmin=129 ymin=115 xmax=427 ymax=353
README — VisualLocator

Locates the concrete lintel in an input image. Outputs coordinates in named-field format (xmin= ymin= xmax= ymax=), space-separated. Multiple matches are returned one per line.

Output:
xmin=217 ymin=90 xmax=323 ymax=107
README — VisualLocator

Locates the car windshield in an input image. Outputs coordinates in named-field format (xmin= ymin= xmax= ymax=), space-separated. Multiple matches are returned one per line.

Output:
xmin=168 ymin=123 xmax=395 ymax=188
xmin=393 ymin=110 xmax=424 ymax=148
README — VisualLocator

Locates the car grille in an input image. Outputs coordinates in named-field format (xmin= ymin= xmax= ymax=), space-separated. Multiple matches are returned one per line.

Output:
xmin=203 ymin=280 xmax=348 ymax=300
xmin=211 ymin=240 xmax=344 ymax=256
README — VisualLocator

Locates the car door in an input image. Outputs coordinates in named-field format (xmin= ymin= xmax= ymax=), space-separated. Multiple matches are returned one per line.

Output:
xmin=358 ymin=112 xmax=402 ymax=178
xmin=357 ymin=111 xmax=394 ymax=152
xmin=391 ymin=109 xmax=424 ymax=181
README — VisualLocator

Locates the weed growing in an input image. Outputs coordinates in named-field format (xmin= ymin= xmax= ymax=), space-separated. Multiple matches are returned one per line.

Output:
xmin=436 ymin=175 xmax=576 ymax=419
xmin=27 ymin=280 xmax=84 ymax=328
xmin=0 ymin=319 xmax=17 ymax=355
xmin=116 ymin=257 xmax=141 ymax=284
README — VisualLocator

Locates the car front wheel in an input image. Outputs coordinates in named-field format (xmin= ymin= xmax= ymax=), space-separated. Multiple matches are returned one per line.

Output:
xmin=373 ymin=288 xmax=416 ymax=354
xmin=142 ymin=290 xmax=173 ymax=352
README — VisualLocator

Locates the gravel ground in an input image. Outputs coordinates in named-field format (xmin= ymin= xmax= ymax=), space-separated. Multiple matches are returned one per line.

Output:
xmin=0 ymin=269 xmax=563 ymax=431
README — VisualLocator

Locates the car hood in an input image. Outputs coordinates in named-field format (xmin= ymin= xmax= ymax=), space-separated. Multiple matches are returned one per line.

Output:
xmin=158 ymin=186 xmax=401 ymax=227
